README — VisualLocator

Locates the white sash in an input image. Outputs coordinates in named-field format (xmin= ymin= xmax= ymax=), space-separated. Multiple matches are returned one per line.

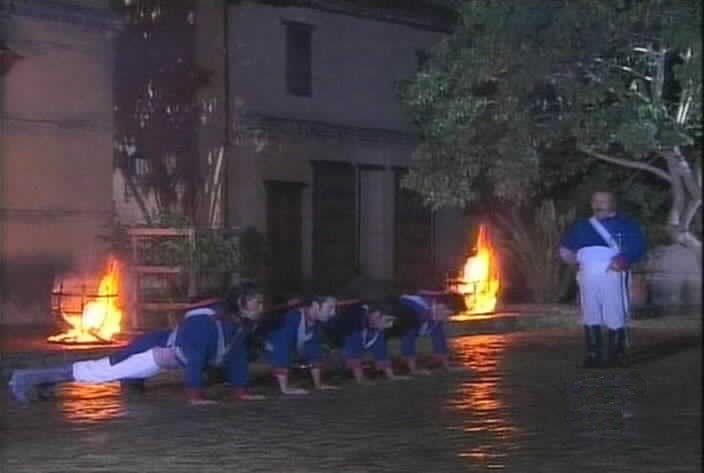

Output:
xmin=296 ymin=310 xmax=313 ymax=352
xmin=213 ymin=320 xmax=228 ymax=366
xmin=361 ymin=329 xmax=380 ymax=349
xmin=589 ymin=217 xmax=632 ymax=330
xmin=589 ymin=217 xmax=620 ymax=250
xmin=166 ymin=308 xmax=229 ymax=366
xmin=167 ymin=308 xmax=216 ymax=346
xmin=400 ymin=295 xmax=429 ymax=310
xmin=419 ymin=321 xmax=437 ymax=336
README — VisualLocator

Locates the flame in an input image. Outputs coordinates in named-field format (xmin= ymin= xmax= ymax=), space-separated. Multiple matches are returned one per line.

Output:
xmin=48 ymin=258 xmax=122 ymax=343
xmin=455 ymin=224 xmax=500 ymax=314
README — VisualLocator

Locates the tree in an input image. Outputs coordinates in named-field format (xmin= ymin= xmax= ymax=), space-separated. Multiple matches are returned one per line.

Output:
xmin=111 ymin=0 xmax=211 ymax=222
xmin=400 ymin=0 xmax=702 ymax=258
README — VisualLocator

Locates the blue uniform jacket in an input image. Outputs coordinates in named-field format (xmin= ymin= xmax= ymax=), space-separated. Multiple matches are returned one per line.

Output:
xmin=326 ymin=302 xmax=388 ymax=362
xmin=265 ymin=308 xmax=323 ymax=369
xmin=560 ymin=214 xmax=646 ymax=266
xmin=113 ymin=299 xmax=254 ymax=390
xmin=397 ymin=295 xmax=448 ymax=358
xmin=172 ymin=307 xmax=256 ymax=389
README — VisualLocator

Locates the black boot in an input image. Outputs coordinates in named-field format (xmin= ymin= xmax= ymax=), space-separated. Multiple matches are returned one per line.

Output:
xmin=607 ymin=328 xmax=628 ymax=367
xmin=582 ymin=325 xmax=602 ymax=368
xmin=8 ymin=365 xmax=74 ymax=404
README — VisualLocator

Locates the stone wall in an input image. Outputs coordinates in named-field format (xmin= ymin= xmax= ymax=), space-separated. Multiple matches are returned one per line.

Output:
xmin=228 ymin=2 xmax=445 ymax=132
xmin=229 ymin=115 xmax=470 ymax=286
xmin=0 ymin=0 xmax=116 ymax=324
xmin=225 ymin=3 xmax=468 ymax=288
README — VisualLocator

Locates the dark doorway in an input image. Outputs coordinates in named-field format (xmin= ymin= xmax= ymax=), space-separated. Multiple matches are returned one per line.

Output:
xmin=266 ymin=181 xmax=304 ymax=303
xmin=312 ymin=161 xmax=357 ymax=293
xmin=394 ymin=169 xmax=434 ymax=290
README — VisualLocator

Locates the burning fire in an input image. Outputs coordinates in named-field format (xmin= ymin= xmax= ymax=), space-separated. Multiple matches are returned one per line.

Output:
xmin=454 ymin=224 xmax=500 ymax=314
xmin=48 ymin=257 xmax=123 ymax=344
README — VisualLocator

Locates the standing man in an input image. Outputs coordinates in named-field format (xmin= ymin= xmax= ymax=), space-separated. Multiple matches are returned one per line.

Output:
xmin=560 ymin=191 xmax=646 ymax=368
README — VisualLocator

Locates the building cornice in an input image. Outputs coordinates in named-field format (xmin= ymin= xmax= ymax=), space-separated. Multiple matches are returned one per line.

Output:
xmin=2 ymin=113 xmax=113 ymax=132
xmin=1 ymin=0 xmax=120 ymax=31
xmin=236 ymin=113 xmax=419 ymax=146
xmin=0 ymin=207 xmax=112 ymax=222
xmin=229 ymin=0 xmax=456 ymax=33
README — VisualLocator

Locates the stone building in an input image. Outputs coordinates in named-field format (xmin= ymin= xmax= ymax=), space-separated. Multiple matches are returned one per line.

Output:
xmin=1 ymin=0 xmax=472 ymax=325
xmin=223 ymin=0 xmax=469 ymax=299
xmin=115 ymin=0 xmax=470 ymax=302
xmin=0 ymin=0 xmax=116 ymax=324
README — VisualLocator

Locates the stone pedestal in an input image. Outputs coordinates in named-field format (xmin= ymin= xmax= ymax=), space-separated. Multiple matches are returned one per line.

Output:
xmin=644 ymin=244 xmax=702 ymax=311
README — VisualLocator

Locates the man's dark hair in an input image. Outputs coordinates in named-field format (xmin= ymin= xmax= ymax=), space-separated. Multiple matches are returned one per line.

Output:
xmin=224 ymin=283 xmax=261 ymax=315
xmin=591 ymin=190 xmax=617 ymax=201
xmin=365 ymin=301 xmax=392 ymax=315
xmin=300 ymin=295 xmax=333 ymax=306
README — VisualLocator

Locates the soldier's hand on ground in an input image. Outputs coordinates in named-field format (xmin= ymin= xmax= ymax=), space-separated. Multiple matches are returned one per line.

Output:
xmin=189 ymin=398 xmax=219 ymax=406
xmin=282 ymin=386 xmax=309 ymax=395
xmin=410 ymin=369 xmax=432 ymax=376
xmin=389 ymin=375 xmax=411 ymax=381
xmin=237 ymin=393 xmax=267 ymax=401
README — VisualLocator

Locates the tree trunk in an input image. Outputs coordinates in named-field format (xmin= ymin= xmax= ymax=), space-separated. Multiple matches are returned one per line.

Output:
xmin=662 ymin=147 xmax=702 ymax=263
xmin=120 ymin=168 xmax=153 ymax=225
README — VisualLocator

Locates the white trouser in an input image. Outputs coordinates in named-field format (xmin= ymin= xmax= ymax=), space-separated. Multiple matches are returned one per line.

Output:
xmin=577 ymin=246 xmax=629 ymax=330
xmin=72 ymin=349 xmax=162 ymax=384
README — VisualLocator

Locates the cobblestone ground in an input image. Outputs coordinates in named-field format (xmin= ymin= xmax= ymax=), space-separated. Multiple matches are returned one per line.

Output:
xmin=1 ymin=327 xmax=701 ymax=473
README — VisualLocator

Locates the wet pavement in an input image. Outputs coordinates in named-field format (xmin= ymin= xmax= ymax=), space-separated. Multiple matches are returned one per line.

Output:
xmin=1 ymin=327 xmax=701 ymax=473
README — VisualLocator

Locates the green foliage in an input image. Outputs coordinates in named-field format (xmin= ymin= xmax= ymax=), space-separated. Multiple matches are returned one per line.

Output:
xmin=549 ymin=160 xmax=671 ymax=251
xmin=492 ymin=200 xmax=576 ymax=303
xmin=102 ymin=211 xmax=240 ymax=274
xmin=146 ymin=210 xmax=192 ymax=228
xmin=399 ymin=0 xmax=702 ymax=210
xmin=193 ymin=228 xmax=239 ymax=274
xmin=111 ymin=0 xmax=208 ymax=217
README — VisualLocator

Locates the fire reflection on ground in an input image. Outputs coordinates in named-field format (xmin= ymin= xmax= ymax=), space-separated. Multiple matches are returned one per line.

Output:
xmin=55 ymin=383 xmax=127 ymax=425
xmin=449 ymin=312 xmax=498 ymax=322
xmin=447 ymin=335 xmax=521 ymax=468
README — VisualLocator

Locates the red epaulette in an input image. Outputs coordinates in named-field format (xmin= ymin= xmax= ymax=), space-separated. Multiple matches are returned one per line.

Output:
xmin=335 ymin=299 xmax=361 ymax=308
xmin=184 ymin=298 xmax=222 ymax=311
